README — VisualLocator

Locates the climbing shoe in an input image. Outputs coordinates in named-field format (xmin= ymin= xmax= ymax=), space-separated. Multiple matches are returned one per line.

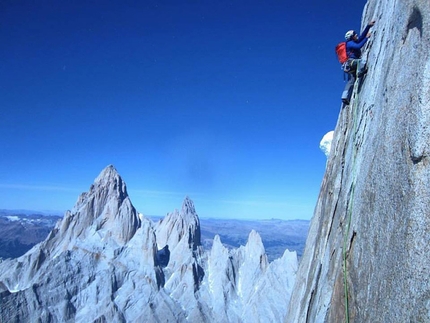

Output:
xmin=357 ymin=68 xmax=368 ymax=78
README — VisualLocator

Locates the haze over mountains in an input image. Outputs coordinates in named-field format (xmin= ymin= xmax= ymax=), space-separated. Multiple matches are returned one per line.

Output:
xmin=198 ymin=218 xmax=308 ymax=261
xmin=0 ymin=211 xmax=62 ymax=259
xmin=0 ymin=211 xmax=308 ymax=262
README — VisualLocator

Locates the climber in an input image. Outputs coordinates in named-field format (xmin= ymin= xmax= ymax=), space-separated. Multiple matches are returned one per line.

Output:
xmin=341 ymin=20 xmax=376 ymax=105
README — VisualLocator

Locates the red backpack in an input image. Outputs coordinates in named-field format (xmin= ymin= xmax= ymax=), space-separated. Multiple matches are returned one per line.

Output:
xmin=335 ymin=42 xmax=348 ymax=64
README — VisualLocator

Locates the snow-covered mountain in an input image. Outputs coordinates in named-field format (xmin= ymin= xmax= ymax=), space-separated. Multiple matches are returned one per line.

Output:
xmin=0 ymin=165 xmax=297 ymax=322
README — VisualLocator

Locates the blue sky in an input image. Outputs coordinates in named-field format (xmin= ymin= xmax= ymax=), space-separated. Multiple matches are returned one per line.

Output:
xmin=0 ymin=0 xmax=366 ymax=219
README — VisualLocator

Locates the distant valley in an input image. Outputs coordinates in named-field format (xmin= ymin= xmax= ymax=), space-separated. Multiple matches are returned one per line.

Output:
xmin=197 ymin=218 xmax=309 ymax=261
xmin=0 ymin=210 xmax=62 ymax=259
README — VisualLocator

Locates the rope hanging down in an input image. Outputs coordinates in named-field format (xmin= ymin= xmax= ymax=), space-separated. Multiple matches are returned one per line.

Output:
xmin=342 ymin=59 xmax=362 ymax=323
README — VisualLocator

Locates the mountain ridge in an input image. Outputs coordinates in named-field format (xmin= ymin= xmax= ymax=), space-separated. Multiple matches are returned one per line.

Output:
xmin=0 ymin=212 xmax=308 ymax=261
xmin=0 ymin=165 xmax=298 ymax=322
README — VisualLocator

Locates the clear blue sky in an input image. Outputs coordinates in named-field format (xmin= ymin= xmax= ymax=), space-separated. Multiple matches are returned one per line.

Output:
xmin=0 ymin=0 xmax=366 ymax=219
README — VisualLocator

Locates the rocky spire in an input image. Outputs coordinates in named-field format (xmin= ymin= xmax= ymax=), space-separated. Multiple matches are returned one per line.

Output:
xmin=155 ymin=196 xmax=201 ymax=251
xmin=49 ymin=165 xmax=141 ymax=250
xmin=154 ymin=196 xmax=204 ymax=312
xmin=0 ymin=167 xmax=298 ymax=322
xmin=235 ymin=230 xmax=268 ymax=302
xmin=200 ymin=230 xmax=297 ymax=322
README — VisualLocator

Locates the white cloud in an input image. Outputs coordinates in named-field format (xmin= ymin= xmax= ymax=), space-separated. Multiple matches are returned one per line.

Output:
xmin=320 ymin=131 xmax=334 ymax=158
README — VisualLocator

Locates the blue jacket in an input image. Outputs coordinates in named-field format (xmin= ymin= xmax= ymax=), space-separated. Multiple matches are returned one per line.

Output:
xmin=346 ymin=24 xmax=372 ymax=59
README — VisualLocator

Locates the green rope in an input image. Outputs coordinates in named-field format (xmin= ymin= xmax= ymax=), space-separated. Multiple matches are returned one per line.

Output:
xmin=343 ymin=183 xmax=355 ymax=323
xmin=342 ymin=60 xmax=362 ymax=323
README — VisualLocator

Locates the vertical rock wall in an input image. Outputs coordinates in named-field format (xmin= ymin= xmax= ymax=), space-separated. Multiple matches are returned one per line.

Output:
xmin=286 ymin=0 xmax=430 ymax=322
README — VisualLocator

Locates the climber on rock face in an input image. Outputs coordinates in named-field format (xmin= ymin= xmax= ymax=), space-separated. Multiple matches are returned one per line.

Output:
xmin=341 ymin=20 xmax=376 ymax=105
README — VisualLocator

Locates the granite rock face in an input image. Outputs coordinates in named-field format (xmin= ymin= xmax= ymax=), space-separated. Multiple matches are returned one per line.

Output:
xmin=0 ymin=165 xmax=297 ymax=323
xmin=286 ymin=1 xmax=430 ymax=322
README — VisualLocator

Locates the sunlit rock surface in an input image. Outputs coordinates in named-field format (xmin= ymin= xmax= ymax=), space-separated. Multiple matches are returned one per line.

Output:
xmin=0 ymin=165 xmax=297 ymax=322
xmin=286 ymin=1 xmax=430 ymax=322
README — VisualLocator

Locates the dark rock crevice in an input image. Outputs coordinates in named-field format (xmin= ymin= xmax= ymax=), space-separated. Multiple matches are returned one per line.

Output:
xmin=406 ymin=6 xmax=423 ymax=39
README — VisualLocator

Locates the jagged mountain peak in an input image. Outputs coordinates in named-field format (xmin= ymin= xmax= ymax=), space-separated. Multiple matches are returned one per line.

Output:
xmin=247 ymin=229 xmax=263 ymax=245
xmin=95 ymin=164 xmax=119 ymax=182
xmin=51 ymin=165 xmax=140 ymax=249
xmin=0 ymin=167 xmax=298 ymax=322
xmin=181 ymin=196 xmax=196 ymax=215
xmin=242 ymin=229 xmax=266 ymax=259
xmin=87 ymin=164 xmax=129 ymax=203
xmin=155 ymin=196 xmax=201 ymax=251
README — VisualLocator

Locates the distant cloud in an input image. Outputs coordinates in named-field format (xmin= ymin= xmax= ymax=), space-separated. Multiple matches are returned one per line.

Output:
xmin=320 ymin=131 xmax=334 ymax=158
xmin=130 ymin=189 xmax=189 ymax=197
xmin=197 ymin=195 xmax=307 ymax=209
xmin=0 ymin=184 xmax=79 ymax=192
xmin=219 ymin=198 xmax=290 ymax=208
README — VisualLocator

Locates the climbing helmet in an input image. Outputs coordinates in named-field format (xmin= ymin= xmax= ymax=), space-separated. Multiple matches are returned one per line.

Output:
xmin=345 ymin=30 xmax=356 ymax=41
